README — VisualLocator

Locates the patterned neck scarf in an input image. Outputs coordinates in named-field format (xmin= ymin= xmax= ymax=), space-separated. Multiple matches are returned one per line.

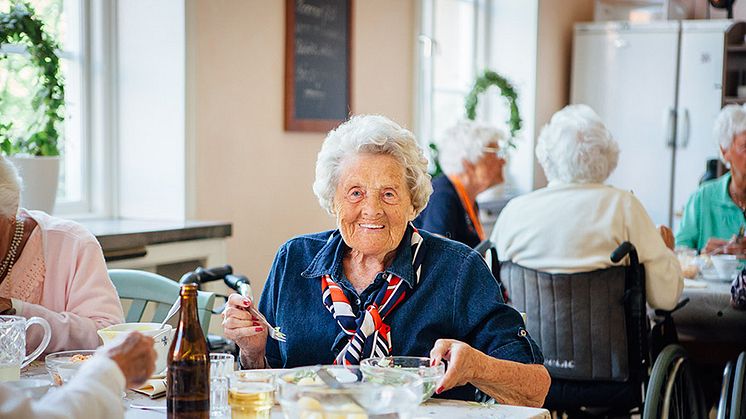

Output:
xmin=321 ymin=226 xmax=425 ymax=365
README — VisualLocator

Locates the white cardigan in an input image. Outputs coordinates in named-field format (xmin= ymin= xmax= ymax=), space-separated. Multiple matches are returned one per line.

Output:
xmin=0 ymin=355 xmax=126 ymax=419
xmin=492 ymin=182 xmax=683 ymax=310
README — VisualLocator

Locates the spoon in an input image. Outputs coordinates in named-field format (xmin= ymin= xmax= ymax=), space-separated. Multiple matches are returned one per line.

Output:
xmin=159 ymin=298 xmax=181 ymax=329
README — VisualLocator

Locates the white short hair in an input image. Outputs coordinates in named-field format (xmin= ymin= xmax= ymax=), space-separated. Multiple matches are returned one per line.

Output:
xmin=435 ymin=120 xmax=506 ymax=175
xmin=0 ymin=156 xmax=21 ymax=218
xmin=536 ymin=104 xmax=619 ymax=184
xmin=713 ymin=104 xmax=746 ymax=163
xmin=313 ymin=115 xmax=432 ymax=217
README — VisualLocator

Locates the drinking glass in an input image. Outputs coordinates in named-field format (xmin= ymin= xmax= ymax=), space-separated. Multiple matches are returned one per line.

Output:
xmin=0 ymin=315 xmax=51 ymax=381
xmin=209 ymin=353 xmax=234 ymax=418
xmin=229 ymin=370 xmax=275 ymax=419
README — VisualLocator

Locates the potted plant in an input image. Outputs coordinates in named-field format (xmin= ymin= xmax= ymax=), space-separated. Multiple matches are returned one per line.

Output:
xmin=0 ymin=1 xmax=65 ymax=213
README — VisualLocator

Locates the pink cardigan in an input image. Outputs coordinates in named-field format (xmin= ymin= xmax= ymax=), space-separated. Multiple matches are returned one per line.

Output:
xmin=10 ymin=209 xmax=123 ymax=352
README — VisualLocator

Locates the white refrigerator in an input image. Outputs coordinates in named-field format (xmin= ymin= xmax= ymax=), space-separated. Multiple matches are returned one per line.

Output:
xmin=571 ymin=20 xmax=741 ymax=229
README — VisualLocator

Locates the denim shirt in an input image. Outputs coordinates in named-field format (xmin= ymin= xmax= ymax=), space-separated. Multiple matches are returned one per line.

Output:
xmin=258 ymin=227 xmax=543 ymax=401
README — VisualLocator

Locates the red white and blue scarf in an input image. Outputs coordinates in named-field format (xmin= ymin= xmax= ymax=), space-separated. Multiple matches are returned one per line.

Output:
xmin=321 ymin=226 xmax=425 ymax=365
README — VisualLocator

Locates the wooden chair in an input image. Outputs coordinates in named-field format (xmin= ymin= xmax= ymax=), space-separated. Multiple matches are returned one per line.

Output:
xmin=108 ymin=269 xmax=216 ymax=333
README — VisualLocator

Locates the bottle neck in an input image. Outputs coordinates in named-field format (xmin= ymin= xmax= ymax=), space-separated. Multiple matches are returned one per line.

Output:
xmin=178 ymin=284 xmax=202 ymax=335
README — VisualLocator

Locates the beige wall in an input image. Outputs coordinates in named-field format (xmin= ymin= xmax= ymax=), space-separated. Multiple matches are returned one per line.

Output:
xmin=187 ymin=0 xmax=415 ymax=294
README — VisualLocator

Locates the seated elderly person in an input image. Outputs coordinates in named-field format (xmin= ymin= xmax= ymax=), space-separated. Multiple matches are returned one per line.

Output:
xmin=492 ymin=104 xmax=683 ymax=310
xmin=676 ymin=104 xmax=746 ymax=257
xmin=414 ymin=120 xmax=506 ymax=248
xmin=0 ymin=332 xmax=155 ymax=419
xmin=223 ymin=115 xmax=550 ymax=406
xmin=0 ymin=156 xmax=123 ymax=352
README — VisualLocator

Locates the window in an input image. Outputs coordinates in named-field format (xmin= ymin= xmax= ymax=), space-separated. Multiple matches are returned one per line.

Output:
xmin=0 ymin=0 xmax=89 ymax=214
xmin=416 ymin=0 xmax=490 ymax=153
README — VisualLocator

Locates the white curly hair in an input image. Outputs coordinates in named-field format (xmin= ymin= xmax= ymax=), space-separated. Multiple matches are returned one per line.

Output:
xmin=313 ymin=115 xmax=432 ymax=217
xmin=713 ymin=104 xmax=746 ymax=164
xmin=435 ymin=120 xmax=507 ymax=175
xmin=0 ymin=156 xmax=21 ymax=218
xmin=535 ymin=104 xmax=619 ymax=184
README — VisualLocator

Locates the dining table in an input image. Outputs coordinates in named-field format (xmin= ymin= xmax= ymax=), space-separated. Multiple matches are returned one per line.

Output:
xmin=19 ymin=361 xmax=551 ymax=419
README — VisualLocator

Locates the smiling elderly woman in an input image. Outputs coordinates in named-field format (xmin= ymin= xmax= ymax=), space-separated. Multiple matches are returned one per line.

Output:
xmin=492 ymin=104 xmax=683 ymax=310
xmin=222 ymin=115 xmax=550 ymax=406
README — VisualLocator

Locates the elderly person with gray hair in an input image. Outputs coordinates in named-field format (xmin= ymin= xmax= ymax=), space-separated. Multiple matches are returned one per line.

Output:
xmin=492 ymin=105 xmax=682 ymax=310
xmin=0 ymin=156 xmax=123 ymax=352
xmin=222 ymin=115 xmax=550 ymax=406
xmin=676 ymin=104 xmax=746 ymax=257
xmin=414 ymin=120 xmax=506 ymax=247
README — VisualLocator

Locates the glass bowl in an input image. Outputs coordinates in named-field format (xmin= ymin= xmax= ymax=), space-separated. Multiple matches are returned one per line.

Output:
xmin=278 ymin=365 xmax=423 ymax=419
xmin=360 ymin=356 xmax=445 ymax=401
xmin=45 ymin=350 xmax=97 ymax=386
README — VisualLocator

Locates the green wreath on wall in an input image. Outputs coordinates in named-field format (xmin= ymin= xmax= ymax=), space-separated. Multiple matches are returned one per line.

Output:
xmin=0 ymin=2 xmax=64 ymax=156
xmin=464 ymin=69 xmax=521 ymax=149
xmin=430 ymin=69 xmax=521 ymax=176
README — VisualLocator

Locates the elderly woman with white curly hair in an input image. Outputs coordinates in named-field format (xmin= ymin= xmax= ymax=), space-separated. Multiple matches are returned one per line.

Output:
xmin=676 ymin=104 xmax=746 ymax=257
xmin=492 ymin=105 xmax=683 ymax=310
xmin=414 ymin=120 xmax=506 ymax=248
xmin=222 ymin=115 xmax=550 ymax=406
xmin=0 ymin=156 xmax=123 ymax=352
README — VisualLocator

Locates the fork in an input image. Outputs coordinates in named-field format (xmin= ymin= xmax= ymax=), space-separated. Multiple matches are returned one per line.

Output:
xmin=246 ymin=303 xmax=287 ymax=342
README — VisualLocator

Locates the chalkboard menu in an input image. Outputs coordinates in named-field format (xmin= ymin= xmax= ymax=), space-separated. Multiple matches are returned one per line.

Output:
xmin=284 ymin=0 xmax=352 ymax=132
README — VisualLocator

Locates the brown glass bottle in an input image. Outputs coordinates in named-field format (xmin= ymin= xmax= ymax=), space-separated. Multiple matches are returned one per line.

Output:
xmin=167 ymin=284 xmax=210 ymax=419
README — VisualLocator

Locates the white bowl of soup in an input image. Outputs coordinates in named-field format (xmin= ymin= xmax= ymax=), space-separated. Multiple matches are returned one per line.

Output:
xmin=97 ymin=323 xmax=174 ymax=374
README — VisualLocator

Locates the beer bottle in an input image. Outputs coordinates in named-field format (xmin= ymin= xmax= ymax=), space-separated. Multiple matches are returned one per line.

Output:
xmin=167 ymin=283 xmax=210 ymax=418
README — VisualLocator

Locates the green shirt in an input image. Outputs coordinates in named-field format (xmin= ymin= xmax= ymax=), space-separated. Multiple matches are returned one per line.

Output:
xmin=675 ymin=172 xmax=743 ymax=251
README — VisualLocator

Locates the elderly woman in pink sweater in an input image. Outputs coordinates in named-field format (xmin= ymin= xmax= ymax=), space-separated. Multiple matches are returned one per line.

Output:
xmin=0 ymin=156 xmax=123 ymax=352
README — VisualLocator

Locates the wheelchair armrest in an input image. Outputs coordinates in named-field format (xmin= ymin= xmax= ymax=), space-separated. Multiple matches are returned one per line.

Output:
xmin=654 ymin=297 xmax=690 ymax=318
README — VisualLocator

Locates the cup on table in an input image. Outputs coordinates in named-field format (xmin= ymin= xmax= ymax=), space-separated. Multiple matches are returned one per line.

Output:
xmin=0 ymin=315 xmax=51 ymax=381
xmin=209 ymin=353 xmax=234 ymax=418
xmin=230 ymin=370 xmax=275 ymax=419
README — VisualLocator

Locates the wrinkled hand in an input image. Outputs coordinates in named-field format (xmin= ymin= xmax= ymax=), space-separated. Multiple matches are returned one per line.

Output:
xmin=657 ymin=225 xmax=675 ymax=250
xmin=107 ymin=331 xmax=156 ymax=388
xmin=222 ymin=293 xmax=268 ymax=366
xmin=429 ymin=339 xmax=481 ymax=394
xmin=704 ymin=236 xmax=746 ymax=257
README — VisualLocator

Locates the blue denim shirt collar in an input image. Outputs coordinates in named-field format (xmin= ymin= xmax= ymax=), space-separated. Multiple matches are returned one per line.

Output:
xmin=300 ymin=226 xmax=417 ymax=287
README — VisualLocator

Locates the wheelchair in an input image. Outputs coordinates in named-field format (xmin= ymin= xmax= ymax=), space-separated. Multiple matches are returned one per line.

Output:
xmin=485 ymin=240 xmax=706 ymax=418
xmin=718 ymin=351 xmax=746 ymax=419
xmin=177 ymin=264 xmax=254 ymax=355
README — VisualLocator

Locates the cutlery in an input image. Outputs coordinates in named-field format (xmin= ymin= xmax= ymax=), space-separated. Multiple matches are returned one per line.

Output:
xmin=245 ymin=302 xmax=286 ymax=342
xmin=315 ymin=366 xmax=364 ymax=410
xmin=159 ymin=298 xmax=181 ymax=329
xmin=129 ymin=403 xmax=166 ymax=411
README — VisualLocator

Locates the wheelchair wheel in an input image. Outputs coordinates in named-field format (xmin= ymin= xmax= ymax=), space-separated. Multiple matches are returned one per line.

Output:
xmin=732 ymin=352 xmax=746 ymax=419
xmin=719 ymin=362 xmax=735 ymax=419
xmin=643 ymin=344 xmax=706 ymax=419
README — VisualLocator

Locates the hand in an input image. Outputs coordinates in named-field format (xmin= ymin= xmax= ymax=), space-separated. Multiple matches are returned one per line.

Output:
xmin=704 ymin=236 xmax=746 ymax=257
xmin=0 ymin=297 xmax=13 ymax=315
xmin=222 ymin=293 xmax=268 ymax=366
xmin=107 ymin=331 xmax=156 ymax=388
xmin=429 ymin=339 xmax=481 ymax=394
xmin=722 ymin=235 xmax=746 ymax=258
xmin=657 ymin=225 xmax=675 ymax=250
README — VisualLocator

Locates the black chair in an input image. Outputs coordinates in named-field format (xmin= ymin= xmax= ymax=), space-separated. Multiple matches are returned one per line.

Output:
xmin=498 ymin=242 xmax=705 ymax=418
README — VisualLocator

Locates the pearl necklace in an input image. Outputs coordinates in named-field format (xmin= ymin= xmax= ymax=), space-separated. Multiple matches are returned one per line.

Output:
xmin=0 ymin=217 xmax=24 ymax=279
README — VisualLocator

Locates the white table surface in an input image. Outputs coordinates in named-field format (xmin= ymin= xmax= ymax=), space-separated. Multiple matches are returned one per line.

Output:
xmin=123 ymin=397 xmax=550 ymax=419
xmin=20 ymin=362 xmax=550 ymax=419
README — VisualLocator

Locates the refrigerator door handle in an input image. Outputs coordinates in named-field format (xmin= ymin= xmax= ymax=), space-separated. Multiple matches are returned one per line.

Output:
xmin=680 ymin=108 xmax=690 ymax=149
xmin=665 ymin=108 xmax=676 ymax=148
